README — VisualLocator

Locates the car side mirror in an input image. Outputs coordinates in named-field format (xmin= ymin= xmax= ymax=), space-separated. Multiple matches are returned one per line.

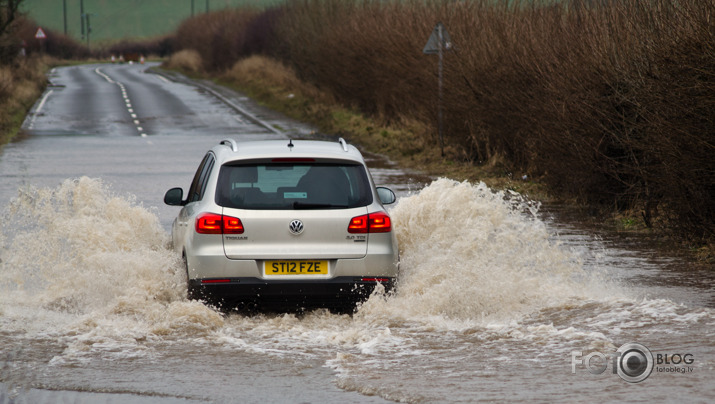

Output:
xmin=164 ymin=187 xmax=185 ymax=206
xmin=376 ymin=187 xmax=396 ymax=205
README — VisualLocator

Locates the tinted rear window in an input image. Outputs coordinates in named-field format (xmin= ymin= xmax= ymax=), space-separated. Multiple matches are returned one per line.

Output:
xmin=216 ymin=163 xmax=373 ymax=209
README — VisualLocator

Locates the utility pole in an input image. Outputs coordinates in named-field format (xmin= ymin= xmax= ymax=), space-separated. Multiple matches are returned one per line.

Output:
xmin=85 ymin=13 xmax=91 ymax=49
xmin=80 ymin=0 xmax=85 ymax=39
xmin=63 ymin=0 xmax=67 ymax=35
xmin=206 ymin=0 xmax=209 ymax=13
xmin=191 ymin=0 xmax=194 ymax=17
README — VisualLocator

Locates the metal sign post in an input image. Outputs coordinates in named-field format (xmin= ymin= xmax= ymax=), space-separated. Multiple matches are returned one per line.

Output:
xmin=423 ymin=22 xmax=453 ymax=157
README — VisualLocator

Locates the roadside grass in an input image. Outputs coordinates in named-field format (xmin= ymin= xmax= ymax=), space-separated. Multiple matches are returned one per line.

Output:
xmin=0 ymin=56 xmax=49 ymax=147
xmin=164 ymin=49 xmax=203 ymax=74
xmin=218 ymin=55 xmax=549 ymax=200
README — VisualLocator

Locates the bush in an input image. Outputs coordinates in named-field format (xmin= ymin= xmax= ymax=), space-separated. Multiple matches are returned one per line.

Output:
xmin=165 ymin=49 xmax=203 ymax=73
xmin=174 ymin=9 xmax=259 ymax=72
xmin=0 ymin=55 xmax=47 ymax=144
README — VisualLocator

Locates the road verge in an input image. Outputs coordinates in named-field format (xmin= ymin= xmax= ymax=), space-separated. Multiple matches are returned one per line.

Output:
xmin=0 ymin=56 xmax=49 ymax=147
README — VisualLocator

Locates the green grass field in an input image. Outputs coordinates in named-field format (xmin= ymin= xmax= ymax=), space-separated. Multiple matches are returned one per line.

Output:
xmin=21 ymin=0 xmax=282 ymax=43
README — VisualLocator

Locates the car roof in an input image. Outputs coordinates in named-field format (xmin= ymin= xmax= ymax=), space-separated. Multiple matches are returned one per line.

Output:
xmin=212 ymin=138 xmax=365 ymax=164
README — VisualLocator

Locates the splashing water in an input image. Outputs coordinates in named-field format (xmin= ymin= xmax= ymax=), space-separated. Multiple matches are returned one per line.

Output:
xmin=0 ymin=178 xmax=223 ymax=353
xmin=0 ymin=177 xmax=698 ymax=343
xmin=1 ymin=177 xmax=711 ymax=402
xmin=363 ymin=178 xmax=616 ymax=325
xmin=1 ymin=177 xmax=606 ymax=338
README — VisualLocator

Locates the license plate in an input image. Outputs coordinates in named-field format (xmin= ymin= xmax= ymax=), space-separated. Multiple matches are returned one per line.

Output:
xmin=264 ymin=260 xmax=328 ymax=275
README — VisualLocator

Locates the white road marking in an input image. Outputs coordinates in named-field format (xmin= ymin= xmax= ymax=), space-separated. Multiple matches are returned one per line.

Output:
xmin=26 ymin=89 xmax=54 ymax=129
xmin=35 ymin=89 xmax=53 ymax=114
xmin=94 ymin=68 xmax=115 ymax=84
xmin=90 ymin=67 xmax=150 ymax=137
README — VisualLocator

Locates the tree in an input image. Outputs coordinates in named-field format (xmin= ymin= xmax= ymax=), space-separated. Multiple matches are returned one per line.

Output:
xmin=0 ymin=0 xmax=24 ymax=63
xmin=1 ymin=0 xmax=23 ymax=36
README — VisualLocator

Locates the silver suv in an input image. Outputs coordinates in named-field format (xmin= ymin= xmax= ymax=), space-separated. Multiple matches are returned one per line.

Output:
xmin=164 ymin=138 xmax=399 ymax=312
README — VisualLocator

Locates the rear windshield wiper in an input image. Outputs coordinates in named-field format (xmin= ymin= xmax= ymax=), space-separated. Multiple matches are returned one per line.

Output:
xmin=293 ymin=201 xmax=348 ymax=210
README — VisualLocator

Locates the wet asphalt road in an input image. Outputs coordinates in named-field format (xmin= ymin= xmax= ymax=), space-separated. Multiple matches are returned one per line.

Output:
xmin=6 ymin=62 xmax=317 ymax=229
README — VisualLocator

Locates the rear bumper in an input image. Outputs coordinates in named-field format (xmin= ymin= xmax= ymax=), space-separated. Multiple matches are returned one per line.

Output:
xmin=188 ymin=276 xmax=394 ymax=311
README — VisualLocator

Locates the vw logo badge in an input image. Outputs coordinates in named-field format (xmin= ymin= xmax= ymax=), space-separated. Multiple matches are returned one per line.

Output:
xmin=289 ymin=219 xmax=304 ymax=235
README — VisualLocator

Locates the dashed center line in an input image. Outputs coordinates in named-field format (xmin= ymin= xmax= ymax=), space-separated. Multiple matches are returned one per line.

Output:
xmin=95 ymin=67 xmax=148 ymax=137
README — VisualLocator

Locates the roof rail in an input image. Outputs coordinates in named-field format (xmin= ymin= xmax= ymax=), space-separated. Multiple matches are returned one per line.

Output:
xmin=338 ymin=137 xmax=349 ymax=152
xmin=220 ymin=139 xmax=238 ymax=152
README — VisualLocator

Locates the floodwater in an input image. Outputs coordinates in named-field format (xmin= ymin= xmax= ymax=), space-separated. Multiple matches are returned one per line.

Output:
xmin=0 ymin=64 xmax=712 ymax=403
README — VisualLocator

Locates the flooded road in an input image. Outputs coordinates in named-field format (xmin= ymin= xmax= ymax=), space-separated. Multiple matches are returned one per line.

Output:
xmin=1 ymin=64 xmax=712 ymax=403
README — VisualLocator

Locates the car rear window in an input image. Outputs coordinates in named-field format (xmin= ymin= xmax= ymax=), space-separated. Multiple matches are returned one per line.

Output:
xmin=215 ymin=162 xmax=373 ymax=209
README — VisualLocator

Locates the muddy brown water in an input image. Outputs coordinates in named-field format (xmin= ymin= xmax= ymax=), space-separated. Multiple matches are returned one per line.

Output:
xmin=1 ymin=64 xmax=712 ymax=403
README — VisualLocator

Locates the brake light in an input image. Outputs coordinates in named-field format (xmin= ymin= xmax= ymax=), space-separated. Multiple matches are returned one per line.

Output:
xmin=223 ymin=216 xmax=244 ymax=234
xmin=348 ymin=212 xmax=392 ymax=233
xmin=196 ymin=213 xmax=244 ymax=234
xmin=368 ymin=212 xmax=391 ymax=232
xmin=348 ymin=215 xmax=368 ymax=233
xmin=196 ymin=213 xmax=222 ymax=234
xmin=271 ymin=158 xmax=315 ymax=162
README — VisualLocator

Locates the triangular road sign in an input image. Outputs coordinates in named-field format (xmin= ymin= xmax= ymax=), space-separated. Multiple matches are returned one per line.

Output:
xmin=423 ymin=23 xmax=452 ymax=54
xmin=35 ymin=27 xmax=47 ymax=39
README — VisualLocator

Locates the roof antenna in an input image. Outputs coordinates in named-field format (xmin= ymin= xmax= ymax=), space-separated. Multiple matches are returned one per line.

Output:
xmin=288 ymin=139 xmax=294 ymax=149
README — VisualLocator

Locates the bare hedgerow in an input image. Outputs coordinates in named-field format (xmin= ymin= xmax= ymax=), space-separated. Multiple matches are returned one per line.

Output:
xmin=174 ymin=9 xmax=259 ymax=72
xmin=272 ymin=0 xmax=713 ymax=241
xmin=168 ymin=0 xmax=713 ymax=242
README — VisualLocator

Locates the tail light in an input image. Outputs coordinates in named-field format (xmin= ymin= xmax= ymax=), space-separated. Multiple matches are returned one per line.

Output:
xmin=222 ymin=216 xmax=244 ymax=234
xmin=201 ymin=279 xmax=231 ymax=284
xmin=348 ymin=212 xmax=392 ymax=233
xmin=196 ymin=213 xmax=244 ymax=234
